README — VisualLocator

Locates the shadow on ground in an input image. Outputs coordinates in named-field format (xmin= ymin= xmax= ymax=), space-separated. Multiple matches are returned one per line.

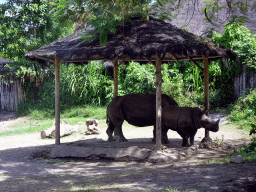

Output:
xmin=0 ymin=111 xmax=16 ymax=121
xmin=0 ymin=137 xmax=255 ymax=191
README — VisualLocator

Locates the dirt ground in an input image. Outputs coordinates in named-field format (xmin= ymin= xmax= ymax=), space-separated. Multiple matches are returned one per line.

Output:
xmin=0 ymin=112 xmax=256 ymax=192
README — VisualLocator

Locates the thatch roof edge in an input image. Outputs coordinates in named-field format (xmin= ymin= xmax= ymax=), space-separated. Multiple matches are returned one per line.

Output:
xmin=25 ymin=16 xmax=239 ymax=67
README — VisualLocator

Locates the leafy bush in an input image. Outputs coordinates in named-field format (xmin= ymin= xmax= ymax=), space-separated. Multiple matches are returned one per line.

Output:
xmin=228 ymin=89 xmax=256 ymax=130
xmin=16 ymin=61 xmax=112 ymax=117
xmin=175 ymin=61 xmax=203 ymax=92
xmin=118 ymin=61 xmax=156 ymax=95
xmin=209 ymin=23 xmax=256 ymax=107
xmin=60 ymin=61 xmax=113 ymax=106
xmin=233 ymin=140 xmax=256 ymax=162
xmin=250 ymin=124 xmax=256 ymax=136
xmin=117 ymin=61 xmax=202 ymax=107
xmin=212 ymin=22 xmax=256 ymax=68
xmin=161 ymin=62 xmax=200 ymax=107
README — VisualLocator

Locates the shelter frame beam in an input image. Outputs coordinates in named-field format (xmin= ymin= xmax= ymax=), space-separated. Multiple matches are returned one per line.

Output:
xmin=143 ymin=55 xmax=155 ymax=66
xmin=54 ymin=56 xmax=62 ymax=145
xmin=112 ymin=59 xmax=119 ymax=98
xmin=155 ymin=53 xmax=162 ymax=150
xmin=189 ymin=56 xmax=204 ymax=72
xmin=201 ymin=55 xmax=212 ymax=143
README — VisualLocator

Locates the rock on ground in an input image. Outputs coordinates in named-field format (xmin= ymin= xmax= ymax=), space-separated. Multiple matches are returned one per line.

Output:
xmin=148 ymin=149 xmax=179 ymax=163
xmin=50 ymin=145 xmax=151 ymax=161
xmin=230 ymin=155 xmax=244 ymax=164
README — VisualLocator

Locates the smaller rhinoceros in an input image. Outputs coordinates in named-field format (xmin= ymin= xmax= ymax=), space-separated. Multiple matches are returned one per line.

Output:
xmin=162 ymin=106 xmax=220 ymax=147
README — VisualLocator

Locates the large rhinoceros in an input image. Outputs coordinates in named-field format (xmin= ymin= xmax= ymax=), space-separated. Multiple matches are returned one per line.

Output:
xmin=162 ymin=106 xmax=220 ymax=146
xmin=106 ymin=94 xmax=178 ymax=143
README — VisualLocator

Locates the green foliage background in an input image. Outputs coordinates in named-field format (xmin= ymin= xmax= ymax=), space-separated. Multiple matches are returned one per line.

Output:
xmin=0 ymin=0 xmax=74 ymax=61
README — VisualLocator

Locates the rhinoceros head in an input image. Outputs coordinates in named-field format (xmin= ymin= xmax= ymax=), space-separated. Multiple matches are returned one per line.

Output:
xmin=199 ymin=110 xmax=220 ymax=132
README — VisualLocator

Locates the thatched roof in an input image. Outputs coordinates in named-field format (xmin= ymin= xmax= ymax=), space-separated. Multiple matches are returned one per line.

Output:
xmin=26 ymin=16 xmax=239 ymax=66
xmin=0 ymin=57 xmax=11 ymax=75
xmin=0 ymin=57 xmax=7 ymax=63
xmin=0 ymin=62 xmax=14 ymax=75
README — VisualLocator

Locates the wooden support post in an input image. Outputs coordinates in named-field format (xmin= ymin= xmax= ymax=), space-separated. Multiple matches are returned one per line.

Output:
xmin=112 ymin=59 xmax=119 ymax=137
xmin=54 ymin=57 xmax=62 ymax=145
xmin=201 ymin=55 xmax=212 ymax=143
xmin=113 ymin=59 xmax=119 ymax=98
xmin=155 ymin=53 xmax=162 ymax=150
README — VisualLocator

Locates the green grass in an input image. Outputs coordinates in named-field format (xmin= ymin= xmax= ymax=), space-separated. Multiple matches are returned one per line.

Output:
xmin=27 ymin=105 xmax=107 ymax=120
xmin=233 ymin=140 xmax=256 ymax=162
xmin=193 ymin=157 xmax=231 ymax=165
xmin=60 ymin=105 xmax=107 ymax=120
xmin=227 ymin=88 xmax=256 ymax=131
xmin=0 ymin=119 xmax=53 ymax=137
xmin=218 ymin=122 xmax=251 ymax=137
xmin=0 ymin=105 xmax=107 ymax=137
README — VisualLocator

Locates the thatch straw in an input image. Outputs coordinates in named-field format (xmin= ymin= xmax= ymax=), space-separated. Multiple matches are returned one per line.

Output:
xmin=26 ymin=16 xmax=239 ymax=66
xmin=0 ymin=62 xmax=14 ymax=75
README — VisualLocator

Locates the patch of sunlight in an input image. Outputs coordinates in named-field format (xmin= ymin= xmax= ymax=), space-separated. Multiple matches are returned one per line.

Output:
xmin=0 ymin=172 xmax=10 ymax=182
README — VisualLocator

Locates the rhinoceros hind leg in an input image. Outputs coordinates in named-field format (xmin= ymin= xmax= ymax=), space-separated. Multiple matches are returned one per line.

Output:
xmin=106 ymin=123 xmax=115 ymax=142
xmin=113 ymin=123 xmax=128 ymax=142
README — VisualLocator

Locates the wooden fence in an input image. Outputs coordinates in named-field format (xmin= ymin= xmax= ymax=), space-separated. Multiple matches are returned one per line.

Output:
xmin=234 ymin=65 xmax=256 ymax=99
xmin=0 ymin=77 xmax=23 ymax=111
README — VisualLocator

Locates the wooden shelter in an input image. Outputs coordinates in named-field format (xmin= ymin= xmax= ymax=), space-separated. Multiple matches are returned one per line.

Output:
xmin=25 ymin=16 xmax=239 ymax=149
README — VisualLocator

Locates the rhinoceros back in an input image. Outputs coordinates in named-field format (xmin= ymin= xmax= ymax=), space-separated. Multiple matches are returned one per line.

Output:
xmin=121 ymin=94 xmax=156 ymax=126
xmin=107 ymin=94 xmax=178 ymax=127
xmin=162 ymin=94 xmax=178 ymax=107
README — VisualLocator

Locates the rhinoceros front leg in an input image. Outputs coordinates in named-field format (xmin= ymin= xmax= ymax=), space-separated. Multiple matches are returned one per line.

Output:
xmin=152 ymin=125 xmax=170 ymax=144
xmin=177 ymin=129 xmax=190 ymax=147
xmin=181 ymin=136 xmax=190 ymax=147
xmin=189 ymin=129 xmax=197 ymax=146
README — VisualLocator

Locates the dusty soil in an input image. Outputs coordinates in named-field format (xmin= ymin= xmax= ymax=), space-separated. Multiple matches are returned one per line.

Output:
xmin=0 ymin=112 xmax=256 ymax=192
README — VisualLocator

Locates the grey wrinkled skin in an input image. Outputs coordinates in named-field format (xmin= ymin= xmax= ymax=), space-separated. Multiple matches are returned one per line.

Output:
xmin=106 ymin=94 xmax=178 ymax=143
xmin=162 ymin=106 xmax=220 ymax=147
